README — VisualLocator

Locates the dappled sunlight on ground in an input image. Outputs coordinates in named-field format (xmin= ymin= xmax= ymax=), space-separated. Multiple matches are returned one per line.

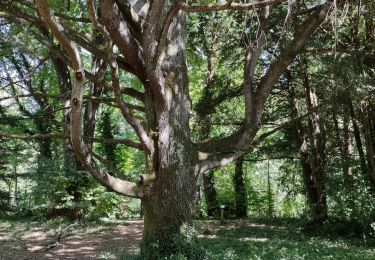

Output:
xmin=0 ymin=220 xmax=143 ymax=259
xmin=196 ymin=219 xmax=375 ymax=259
xmin=1 ymin=219 xmax=374 ymax=259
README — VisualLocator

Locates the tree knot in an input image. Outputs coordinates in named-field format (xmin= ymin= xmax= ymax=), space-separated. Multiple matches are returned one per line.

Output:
xmin=75 ymin=70 xmax=83 ymax=80
xmin=72 ymin=98 xmax=79 ymax=106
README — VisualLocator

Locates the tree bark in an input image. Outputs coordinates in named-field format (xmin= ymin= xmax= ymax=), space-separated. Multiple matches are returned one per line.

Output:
xmin=138 ymin=11 xmax=199 ymax=257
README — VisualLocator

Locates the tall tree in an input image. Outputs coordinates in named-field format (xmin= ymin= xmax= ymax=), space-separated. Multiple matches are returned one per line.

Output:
xmin=1 ymin=0 xmax=337 ymax=257
xmin=301 ymin=57 xmax=328 ymax=220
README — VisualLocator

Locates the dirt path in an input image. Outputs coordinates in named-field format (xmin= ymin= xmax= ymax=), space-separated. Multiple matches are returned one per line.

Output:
xmin=0 ymin=220 xmax=143 ymax=259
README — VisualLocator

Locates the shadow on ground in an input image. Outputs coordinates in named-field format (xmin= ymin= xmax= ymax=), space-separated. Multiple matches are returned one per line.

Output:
xmin=1 ymin=219 xmax=375 ymax=259
xmin=0 ymin=220 xmax=142 ymax=259
xmin=197 ymin=219 xmax=375 ymax=259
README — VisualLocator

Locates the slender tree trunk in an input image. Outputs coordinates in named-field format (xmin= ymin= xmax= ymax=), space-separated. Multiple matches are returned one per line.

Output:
xmin=342 ymin=107 xmax=354 ymax=189
xmin=200 ymin=116 xmax=218 ymax=218
xmin=349 ymin=100 xmax=369 ymax=183
xmin=203 ymin=171 xmax=218 ymax=217
xmin=266 ymin=159 xmax=273 ymax=218
xmin=288 ymin=74 xmax=325 ymax=221
xmin=14 ymin=164 xmax=18 ymax=207
xmin=234 ymin=156 xmax=247 ymax=218
xmin=200 ymin=120 xmax=217 ymax=218
xmin=302 ymin=59 xmax=328 ymax=220
xmin=102 ymin=110 xmax=117 ymax=165
xmin=363 ymin=0 xmax=373 ymax=51
xmin=332 ymin=104 xmax=354 ymax=196
xmin=361 ymin=102 xmax=375 ymax=184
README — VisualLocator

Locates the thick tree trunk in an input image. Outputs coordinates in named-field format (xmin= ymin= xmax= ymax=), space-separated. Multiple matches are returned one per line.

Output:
xmin=140 ymin=13 xmax=198 ymax=258
xmin=234 ymin=156 xmax=247 ymax=218
xmin=141 ymin=104 xmax=197 ymax=257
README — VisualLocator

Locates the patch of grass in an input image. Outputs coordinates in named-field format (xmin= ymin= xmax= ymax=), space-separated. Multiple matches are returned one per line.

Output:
xmin=198 ymin=219 xmax=375 ymax=260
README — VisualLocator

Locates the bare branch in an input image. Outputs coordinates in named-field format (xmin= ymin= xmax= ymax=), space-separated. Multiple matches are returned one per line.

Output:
xmin=0 ymin=133 xmax=67 ymax=140
xmin=254 ymin=2 xmax=332 ymax=119
xmin=244 ymin=6 xmax=269 ymax=128
xmin=99 ymin=80 xmax=145 ymax=102
xmin=110 ymin=59 xmax=153 ymax=153
xmin=0 ymin=93 xmax=144 ymax=112
xmin=101 ymin=0 xmax=145 ymax=78
xmin=87 ymin=0 xmax=111 ymax=45
xmin=155 ymin=4 xmax=181 ymax=62
xmin=194 ymin=1 xmax=334 ymax=175
xmin=36 ymin=0 xmax=142 ymax=198
xmin=181 ymin=0 xmax=287 ymax=13
xmin=0 ymin=132 xmax=143 ymax=150
xmin=36 ymin=0 xmax=82 ymax=70
xmin=114 ymin=0 xmax=144 ymax=43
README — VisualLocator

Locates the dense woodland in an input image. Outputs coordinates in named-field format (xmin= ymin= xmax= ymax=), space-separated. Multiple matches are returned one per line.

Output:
xmin=0 ymin=0 xmax=375 ymax=259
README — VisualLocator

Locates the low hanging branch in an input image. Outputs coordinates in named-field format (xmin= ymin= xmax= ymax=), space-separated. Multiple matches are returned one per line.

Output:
xmin=35 ymin=0 xmax=143 ymax=198
xmin=87 ymin=0 xmax=153 ymax=154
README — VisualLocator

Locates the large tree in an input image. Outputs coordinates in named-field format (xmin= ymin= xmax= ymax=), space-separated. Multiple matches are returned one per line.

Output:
xmin=1 ymin=0 xmax=338 ymax=257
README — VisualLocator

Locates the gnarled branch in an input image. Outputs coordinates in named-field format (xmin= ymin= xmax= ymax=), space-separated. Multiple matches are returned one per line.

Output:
xmin=181 ymin=0 xmax=287 ymax=13
xmin=36 ymin=0 xmax=142 ymax=198
xmin=194 ymin=1 xmax=333 ymax=175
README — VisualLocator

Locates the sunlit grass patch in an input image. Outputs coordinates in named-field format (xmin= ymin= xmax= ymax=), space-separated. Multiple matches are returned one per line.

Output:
xmin=197 ymin=219 xmax=375 ymax=260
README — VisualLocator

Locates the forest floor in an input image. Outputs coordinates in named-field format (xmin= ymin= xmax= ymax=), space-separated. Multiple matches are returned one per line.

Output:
xmin=0 ymin=218 xmax=375 ymax=259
